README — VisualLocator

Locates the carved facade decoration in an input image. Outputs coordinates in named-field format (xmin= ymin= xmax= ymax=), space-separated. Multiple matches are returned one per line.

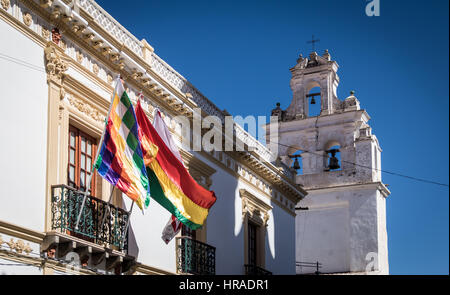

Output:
xmin=1 ymin=237 xmax=32 ymax=255
xmin=59 ymin=39 xmax=67 ymax=51
xmin=106 ymin=74 xmax=113 ymax=84
xmin=92 ymin=63 xmax=99 ymax=75
xmin=39 ymin=0 xmax=53 ymax=8
xmin=76 ymin=51 xmax=83 ymax=63
xmin=67 ymin=95 xmax=105 ymax=124
xmin=23 ymin=12 xmax=32 ymax=27
xmin=41 ymin=27 xmax=50 ymax=39
xmin=44 ymin=43 xmax=68 ymax=81
xmin=1 ymin=0 xmax=10 ymax=11
xmin=240 ymin=189 xmax=272 ymax=227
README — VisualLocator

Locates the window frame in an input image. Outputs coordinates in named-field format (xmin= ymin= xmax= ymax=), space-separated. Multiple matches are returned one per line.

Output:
xmin=68 ymin=125 xmax=98 ymax=196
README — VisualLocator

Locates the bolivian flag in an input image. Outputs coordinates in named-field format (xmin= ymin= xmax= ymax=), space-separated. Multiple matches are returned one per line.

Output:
xmin=135 ymin=100 xmax=217 ymax=229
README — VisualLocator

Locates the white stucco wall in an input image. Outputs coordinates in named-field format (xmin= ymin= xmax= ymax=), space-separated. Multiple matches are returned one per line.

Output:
xmin=206 ymin=162 xmax=243 ymax=275
xmin=196 ymin=153 xmax=296 ymax=275
xmin=297 ymin=187 xmax=388 ymax=274
xmin=123 ymin=193 xmax=177 ymax=273
xmin=265 ymin=203 xmax=296 ymax=274
xmin=0 ymin=18 xmax=47 ymax=232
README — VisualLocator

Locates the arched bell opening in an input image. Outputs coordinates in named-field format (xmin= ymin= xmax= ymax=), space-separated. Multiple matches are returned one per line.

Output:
xmin=306 ymin=86 xmax=321 ymax=117
xmin=323 ymin=142 xmax=342 ymax=172
xmin=287 ymin=149 xmax=303 ymax=175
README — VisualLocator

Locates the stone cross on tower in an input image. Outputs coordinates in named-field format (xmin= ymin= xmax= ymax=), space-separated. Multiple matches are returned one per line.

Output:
xmin=307 ymin=35 xmax=320 ymax=52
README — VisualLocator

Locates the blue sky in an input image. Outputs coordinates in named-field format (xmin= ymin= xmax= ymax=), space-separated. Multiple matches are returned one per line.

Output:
xmin=96 ymin=0 xmax=449 ymax=274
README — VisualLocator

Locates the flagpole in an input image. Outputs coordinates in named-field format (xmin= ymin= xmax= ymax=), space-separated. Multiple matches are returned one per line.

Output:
xmin=121 ymin=201 xmax=135 ymax=249
xmin=75 ymin=75 xmax=122 ymax=230
xmin=98 ymin=184 xmax=115 ymax=233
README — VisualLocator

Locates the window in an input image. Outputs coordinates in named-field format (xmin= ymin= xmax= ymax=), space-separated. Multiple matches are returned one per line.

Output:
xmin=248 ymin=222 xmax=257 ymax=266
xmin=240 ymin=189 xmax=272 ymax=273
xmin=68 ymin=126 xmax=97 ymax=196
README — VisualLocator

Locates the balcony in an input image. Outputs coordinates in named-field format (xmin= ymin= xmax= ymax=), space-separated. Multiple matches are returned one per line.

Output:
xmin=244 ymin=264 xmax=272 ymax=275
xmin=41 ymin=185 xmax=135 ymax=274
xmin=176 ymin=236 xmax=215 ymax=275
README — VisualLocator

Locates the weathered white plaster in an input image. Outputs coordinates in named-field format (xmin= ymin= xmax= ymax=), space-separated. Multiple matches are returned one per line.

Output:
xmin=0 ymin=18 xmax=47 ymax=233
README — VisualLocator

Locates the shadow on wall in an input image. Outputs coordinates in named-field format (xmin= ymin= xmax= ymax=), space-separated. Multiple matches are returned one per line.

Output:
xmin=207 ymin=168 xmax=241 ymax=275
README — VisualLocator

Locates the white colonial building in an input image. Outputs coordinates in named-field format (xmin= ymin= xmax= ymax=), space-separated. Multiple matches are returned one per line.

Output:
xmin=0 ymin=0 xmax=306 ymax=275
xmin=268 ymin=51 xmax=390 ymax=274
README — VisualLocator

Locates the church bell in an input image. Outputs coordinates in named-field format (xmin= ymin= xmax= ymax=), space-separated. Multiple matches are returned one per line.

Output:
xmin=288 ymin=154 xmax=301 ymax=171
xmin=293 ymin=157 xmax=301 ymax=170
xmin=327 ymin=149 xmax=340 ymax=170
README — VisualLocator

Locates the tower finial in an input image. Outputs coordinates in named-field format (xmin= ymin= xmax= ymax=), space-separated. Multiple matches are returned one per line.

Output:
xmin=307 ymin=35 xmax=320 ymax=52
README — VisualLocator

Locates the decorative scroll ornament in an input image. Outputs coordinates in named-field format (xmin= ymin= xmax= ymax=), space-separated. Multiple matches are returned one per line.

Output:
xmin=67 ymin=95 xmax=105 ymax=124
xmin=44 ymin=43 xmax=68 ymax=80
xmin=1 ymin=0 xmax=10 ymax=10
xmin=23 ymin=12 xmax=32 ymax=27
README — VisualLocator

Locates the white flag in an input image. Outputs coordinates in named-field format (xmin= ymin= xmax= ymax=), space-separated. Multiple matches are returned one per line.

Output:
xmin=153 ymin=109 xmax=184 ymax=164
xmin=153 ymin=109 xmax=184 ymax=244
xmin=161 ymin=214 xmax=182 ymax=244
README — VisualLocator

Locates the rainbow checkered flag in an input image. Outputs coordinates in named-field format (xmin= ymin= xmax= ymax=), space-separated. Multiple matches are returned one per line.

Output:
xmin=94 ymin=77 xmax=150 ymax=210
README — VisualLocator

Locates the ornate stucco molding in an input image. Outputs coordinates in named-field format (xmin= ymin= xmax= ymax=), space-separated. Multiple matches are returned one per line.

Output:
xmin=1 ymin=0 xmax=10 ymax=11
xmin=240 ymin=189 xmax=272 ymax=227
xmin=0 ymin=236 xmax=33 ymax=255
xmin=66 ymin=94 xmax=106 ymax=125
xmin=44 ymin=42 xmax=68 ymax=83
xmin=22 ymin=11 xmax=32 ymax=26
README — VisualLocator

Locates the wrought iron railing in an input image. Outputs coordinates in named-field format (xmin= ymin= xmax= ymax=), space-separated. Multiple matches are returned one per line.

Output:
xmin=176 ymin=236 xmax=215 ymax=275
xmin=296 ymin=261 xmax=322 ymax=275
xmin=51 ymin=184 xmax=129 ymax=251
xmin=244 ymin=264 xmax=272 ymax=275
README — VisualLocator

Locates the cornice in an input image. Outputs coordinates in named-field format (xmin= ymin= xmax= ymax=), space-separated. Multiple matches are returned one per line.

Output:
xmin=306 ymin=181 xmax=391 ymax=198
xmin=0 ymin=220 xmax=45 ymax=244
xmin=133 ymin=262 xmax=176 ymax=275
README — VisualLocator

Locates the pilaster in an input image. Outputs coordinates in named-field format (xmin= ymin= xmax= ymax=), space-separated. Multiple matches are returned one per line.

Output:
xmin=44 ymin=42 xmax=68 ymax=232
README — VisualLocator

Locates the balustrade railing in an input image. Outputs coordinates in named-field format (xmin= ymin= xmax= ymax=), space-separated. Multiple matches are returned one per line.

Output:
xmin=176 ymin=236 xmax=215 ymax=275
xmin=50 ymin=184 xmax=129 ymax=251
xmin=244 ymin=264 xmax=272 ymax=275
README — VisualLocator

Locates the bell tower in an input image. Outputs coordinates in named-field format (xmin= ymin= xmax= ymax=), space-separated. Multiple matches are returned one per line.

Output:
xmin=268 ymin=50 xmax=390 ymax=274
xmin=285 ymin=50 xmax=341 ymax=120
